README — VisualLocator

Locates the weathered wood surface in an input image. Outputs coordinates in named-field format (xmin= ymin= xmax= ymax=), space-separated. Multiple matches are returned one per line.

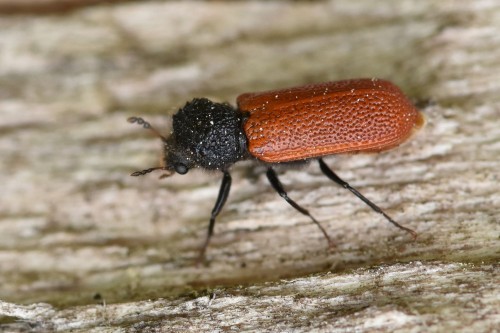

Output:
xmin=0 ymin=0 xmax=498 ymax=332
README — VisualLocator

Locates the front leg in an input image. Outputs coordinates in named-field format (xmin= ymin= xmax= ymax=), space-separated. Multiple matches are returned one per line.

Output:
xmin=198 ymin=171 xmax=232 ymax=262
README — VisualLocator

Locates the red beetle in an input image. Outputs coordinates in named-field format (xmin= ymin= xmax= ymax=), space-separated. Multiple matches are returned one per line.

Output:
xmin=129 ymin=78 xmax=424 ymax=260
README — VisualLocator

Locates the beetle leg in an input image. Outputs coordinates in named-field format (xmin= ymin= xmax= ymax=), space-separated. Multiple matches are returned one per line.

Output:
xmin=198 ymin=171 xmax=232 ymax=262
xmin=318 ymin=158 xmax=417 ymax=239
xmin=266 ymin=168 xmax=333 ymax=247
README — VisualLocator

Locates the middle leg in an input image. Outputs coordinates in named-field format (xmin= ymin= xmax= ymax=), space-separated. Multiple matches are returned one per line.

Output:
xmin=266 ymin=168 xmax=333 ymax=247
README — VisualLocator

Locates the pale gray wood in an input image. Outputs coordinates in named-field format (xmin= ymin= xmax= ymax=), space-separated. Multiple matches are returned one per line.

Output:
xmin=0 ymin=1 xmax=498 ymax=332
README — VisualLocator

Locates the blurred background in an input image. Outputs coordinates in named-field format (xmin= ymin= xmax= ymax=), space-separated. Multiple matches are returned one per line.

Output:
xmin=0 ymin=0 xmax=498 ymax=331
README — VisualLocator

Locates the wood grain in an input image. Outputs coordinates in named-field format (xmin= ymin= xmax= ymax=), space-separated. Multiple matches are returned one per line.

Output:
xmin=0 ymin=1 xmax=498 ymax=332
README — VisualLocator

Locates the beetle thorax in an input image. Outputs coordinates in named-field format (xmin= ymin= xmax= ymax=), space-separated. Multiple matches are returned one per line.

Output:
xmin=164 ymin=98 xmax=248 ymax=174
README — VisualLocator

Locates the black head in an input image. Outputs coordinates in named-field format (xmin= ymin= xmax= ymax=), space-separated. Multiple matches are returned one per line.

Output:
xmin=129 ymin=98 xmax=248 ymax=177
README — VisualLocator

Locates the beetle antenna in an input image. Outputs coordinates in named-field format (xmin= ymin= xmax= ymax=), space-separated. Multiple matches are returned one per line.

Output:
xmin=131 ymin=167 xmax=173 ymax=178
xmin=128 ymin=117 xmax=173 ymax=178
xmin=128 ymin=116 xmax=168 ymax=142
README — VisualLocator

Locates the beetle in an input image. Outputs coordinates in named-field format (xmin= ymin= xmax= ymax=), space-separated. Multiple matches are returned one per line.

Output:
xmin=128 ymin=78 xmax=424 ymax=261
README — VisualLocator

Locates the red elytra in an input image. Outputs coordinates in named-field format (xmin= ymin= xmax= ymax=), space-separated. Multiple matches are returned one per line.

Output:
xmin=239 ymin=78 xmax=424 ymax=162
xmin=128 ymin=78 xmax=424 ymax=262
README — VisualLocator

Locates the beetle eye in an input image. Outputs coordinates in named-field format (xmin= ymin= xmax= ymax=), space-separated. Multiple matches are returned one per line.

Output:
xmin=175 ymin=164 xmax=188 ymax=174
